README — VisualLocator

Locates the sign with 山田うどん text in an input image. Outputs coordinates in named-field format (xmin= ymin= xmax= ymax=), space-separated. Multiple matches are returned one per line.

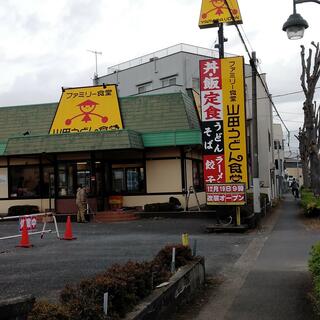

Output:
xmin=200 ymin=56 xmax=247 ymax=205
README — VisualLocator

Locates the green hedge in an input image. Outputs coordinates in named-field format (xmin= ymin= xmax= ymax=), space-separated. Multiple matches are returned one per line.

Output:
xmin=309 ymin=242 xmax=320 ymax=315
xmin=301 ymin=189 xmax=320 ymax=217
xmin=28 ymin=244 xmax=193 ymax=320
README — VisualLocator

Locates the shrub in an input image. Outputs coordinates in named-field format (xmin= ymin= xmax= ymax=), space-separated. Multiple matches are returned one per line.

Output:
xmin=153 ymin=244 xmax=193 ymax=270
xmin=30 ymin=244 xmax=194 ymax=320
xmin=28 ymin=300 xmax=70 ymax=320
xmin=301 ymin=189 xmax=320 ymax=217
xmin=309 ymin=242 xmax=320 ymax=315
xmin=309 ymin=242 xmax=320 ymax=277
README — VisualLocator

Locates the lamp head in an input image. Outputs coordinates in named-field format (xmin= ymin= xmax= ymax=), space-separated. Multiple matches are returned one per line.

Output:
xmin=282 ymin=12 xmax=309 ymax=40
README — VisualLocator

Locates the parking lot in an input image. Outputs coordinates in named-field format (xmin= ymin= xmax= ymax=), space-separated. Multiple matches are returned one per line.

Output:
xmin=0 ymin=217 xmax=254 ymax=302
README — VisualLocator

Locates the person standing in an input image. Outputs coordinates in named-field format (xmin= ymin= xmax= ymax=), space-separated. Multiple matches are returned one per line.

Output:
xmin=291 ymin=178 xmax=299 ymax=198
xmin=76 ymin=184 xmax=88 ymax=223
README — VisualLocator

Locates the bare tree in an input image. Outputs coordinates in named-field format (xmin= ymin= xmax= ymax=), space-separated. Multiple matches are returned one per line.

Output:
xmin=297 ymin=127 xmax=310 ymax=187
xmin=300 ymin=42 xmax=320 ymax=193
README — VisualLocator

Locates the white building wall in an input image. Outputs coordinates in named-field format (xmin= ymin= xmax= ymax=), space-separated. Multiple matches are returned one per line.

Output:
xmin=245 ymin=71 xmax=275 ymax=198
xmin=98 ymin=45 xmax=275 ymax=199
xmin=98 ymin=51 xmax=213 ymax=97
xmin=273 ymin=123 xmax=285 ymax=197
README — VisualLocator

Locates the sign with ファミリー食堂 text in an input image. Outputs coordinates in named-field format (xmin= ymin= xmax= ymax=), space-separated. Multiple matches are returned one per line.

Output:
xmin=200 ymin=56 xmax=247 ymax=205
xmin=49 ymin=85 xmax=123 ymax=135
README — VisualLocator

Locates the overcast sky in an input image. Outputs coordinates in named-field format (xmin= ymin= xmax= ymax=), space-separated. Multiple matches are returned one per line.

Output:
xmin=1 ymin=0 xmax=320 ymax=153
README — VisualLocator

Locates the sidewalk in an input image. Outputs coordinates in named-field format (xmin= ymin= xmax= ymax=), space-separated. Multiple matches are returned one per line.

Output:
xmin=195 ymin=194 xmax=318 ymax=320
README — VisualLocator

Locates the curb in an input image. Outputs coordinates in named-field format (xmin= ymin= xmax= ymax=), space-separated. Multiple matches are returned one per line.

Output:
xmin=124 ymin=257 xmax=205 ymax=320
xmin=0 ymin=295 xmax=35 ymax=320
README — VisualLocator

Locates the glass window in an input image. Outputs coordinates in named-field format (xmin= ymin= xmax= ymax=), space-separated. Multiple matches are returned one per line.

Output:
xmin=192 ymin=160 xmax=204 ymax=191
xmin=162 ymin=77 xmax=176 ymax=87
xmin=58 ymin=163 xmax=74 ymax=196
xmin=111 ymin=165 xmax=145 ymax=193
xmin=76 ymin=162 xmax=91 ymax=192
xmin=10 ymin=166 xmax=40 ymax=198
xmin=192 ymin=78 xmax=200 ymax=89
xmin=42 ymin=166 xmax=55 ymax=198
xmin=137 ymin=82 xmax=152 ymax=94
xmin=112 ymin=169 xmax=126 ymax=193
xmin=127 ymin=168 xmax=144 ymax=192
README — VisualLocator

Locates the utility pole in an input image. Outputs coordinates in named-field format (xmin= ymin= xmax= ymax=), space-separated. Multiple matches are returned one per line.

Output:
xmin=87 ymin=50 xmax=102 ymax=85
xmin=251 ymin=51 xmax=261 ymax=216
xmin=218 ymin=23 xmax=224 ymax=58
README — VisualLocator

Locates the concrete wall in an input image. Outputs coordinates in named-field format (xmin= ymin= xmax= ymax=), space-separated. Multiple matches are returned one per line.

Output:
xmin=246 ymin=72 xmax=275 ymax=197
xmin=146 ymin=159 xmax=182 ymax=193
xmin=125 ymin=258 xmax=205 ymax=320
xmin=0 ymin=199 xmax=52 ymax=216
xmin=98 ymin=52 xmax=211 ymax=97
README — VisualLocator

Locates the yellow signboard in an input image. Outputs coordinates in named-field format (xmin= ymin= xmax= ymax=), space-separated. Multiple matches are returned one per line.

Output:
xmin=199 ymin=0 xmax=242 ymax=29
xmin=49 ymin=85 xmax=123 ymax=135
xmin=221 ymin=56 xmax=248 ymax=187
xmin=200 ymin=56 xmax=248 ymax=205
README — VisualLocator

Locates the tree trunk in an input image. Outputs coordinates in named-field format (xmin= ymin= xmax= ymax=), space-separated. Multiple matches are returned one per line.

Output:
xmin=302 ymin=161 xmax=310 ymax=187
xmin=300 ymin=42 xmax=320 ymax=193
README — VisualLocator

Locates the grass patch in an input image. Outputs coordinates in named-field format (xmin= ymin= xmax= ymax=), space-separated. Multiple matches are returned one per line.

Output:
xmin=301 ymin=189 xmax=320 ymax=217
xmin=309 ymin=242 xmax=320 ymax=316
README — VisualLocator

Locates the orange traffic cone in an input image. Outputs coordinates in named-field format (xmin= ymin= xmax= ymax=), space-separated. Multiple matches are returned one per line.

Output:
xmin=17 ymin=219 xmax=33 ymax=248
xmin=61 ymin=216 xmax=76 ymax=240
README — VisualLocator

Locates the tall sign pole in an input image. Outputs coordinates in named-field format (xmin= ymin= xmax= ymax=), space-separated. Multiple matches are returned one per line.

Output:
xmin=218 ymin=23 xmax=225 ymax=59
xmin=199 ymin=0 xmax=246 ymax=226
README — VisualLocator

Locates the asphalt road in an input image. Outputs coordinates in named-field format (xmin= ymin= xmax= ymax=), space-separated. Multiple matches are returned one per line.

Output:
xmin=0 ymin=216 xmax=253 ymax=302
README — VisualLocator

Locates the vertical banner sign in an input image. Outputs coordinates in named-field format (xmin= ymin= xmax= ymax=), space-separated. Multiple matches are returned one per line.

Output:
xmin=200 ymin=56 xmax=247 ymax=205
xmin=199 ymin=0 xmax=243 ymax=29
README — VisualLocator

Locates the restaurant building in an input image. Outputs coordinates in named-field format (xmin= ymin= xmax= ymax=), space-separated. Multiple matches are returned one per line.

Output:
xmin=0 ymin=89 xmax=204 ymax=215
xmin=0 ymin=44 xmax=278 ymax=215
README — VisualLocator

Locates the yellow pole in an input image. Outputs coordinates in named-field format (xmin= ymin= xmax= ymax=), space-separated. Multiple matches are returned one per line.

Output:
xmin=236 ymin=207 xmax=241 ymax=226
xmin=182 ymin=233 xmax=189 ymax=247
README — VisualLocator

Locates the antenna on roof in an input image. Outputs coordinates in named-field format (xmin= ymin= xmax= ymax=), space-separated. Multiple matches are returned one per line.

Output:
xmin=87 ymin=49 xmax=102 ymax=85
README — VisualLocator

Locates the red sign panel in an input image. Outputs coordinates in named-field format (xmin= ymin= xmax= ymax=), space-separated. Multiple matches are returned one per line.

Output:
xmin=19 ymin=216 xmax=37 ymax=231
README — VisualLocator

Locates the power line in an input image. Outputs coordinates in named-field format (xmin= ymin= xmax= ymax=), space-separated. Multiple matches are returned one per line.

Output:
xmin=273 ymin=87 xmax=320 ymax=99
xmin=273 ymin=111 xmax=303 ymax=115
xmin=225 ymin=1 xmax=290 ymax=138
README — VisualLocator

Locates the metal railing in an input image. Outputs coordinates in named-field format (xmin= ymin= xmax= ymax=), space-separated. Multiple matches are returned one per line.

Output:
xmin=107 ymin=43 xmax=234 ymax=74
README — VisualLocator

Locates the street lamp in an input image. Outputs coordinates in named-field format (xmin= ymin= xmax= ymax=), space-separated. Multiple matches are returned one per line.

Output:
xmin=283 ymin=0 xmax=320 ymax=40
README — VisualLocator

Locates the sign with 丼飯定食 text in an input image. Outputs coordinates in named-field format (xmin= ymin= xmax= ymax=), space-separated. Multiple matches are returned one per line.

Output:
xmin=198 ymin=0 xmax=242 ymax=29
xmin=200 ymin=56 xmax=247 ymax=205
xmin=49 ymin=85 xmax=123 ymax=135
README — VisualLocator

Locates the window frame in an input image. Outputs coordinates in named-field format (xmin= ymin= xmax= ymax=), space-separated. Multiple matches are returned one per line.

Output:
xmin=192 ymin=160 xmax=204 ymax=192
xmin=8 ymin=165 xmax=41 ymax=199
xmin=161 ymin=75 xmax=177 ymax=87
xmin=111 ymin=163 xmax=145 ymax=195
xmin=137 ymin=82 xmax=152 ymax=94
